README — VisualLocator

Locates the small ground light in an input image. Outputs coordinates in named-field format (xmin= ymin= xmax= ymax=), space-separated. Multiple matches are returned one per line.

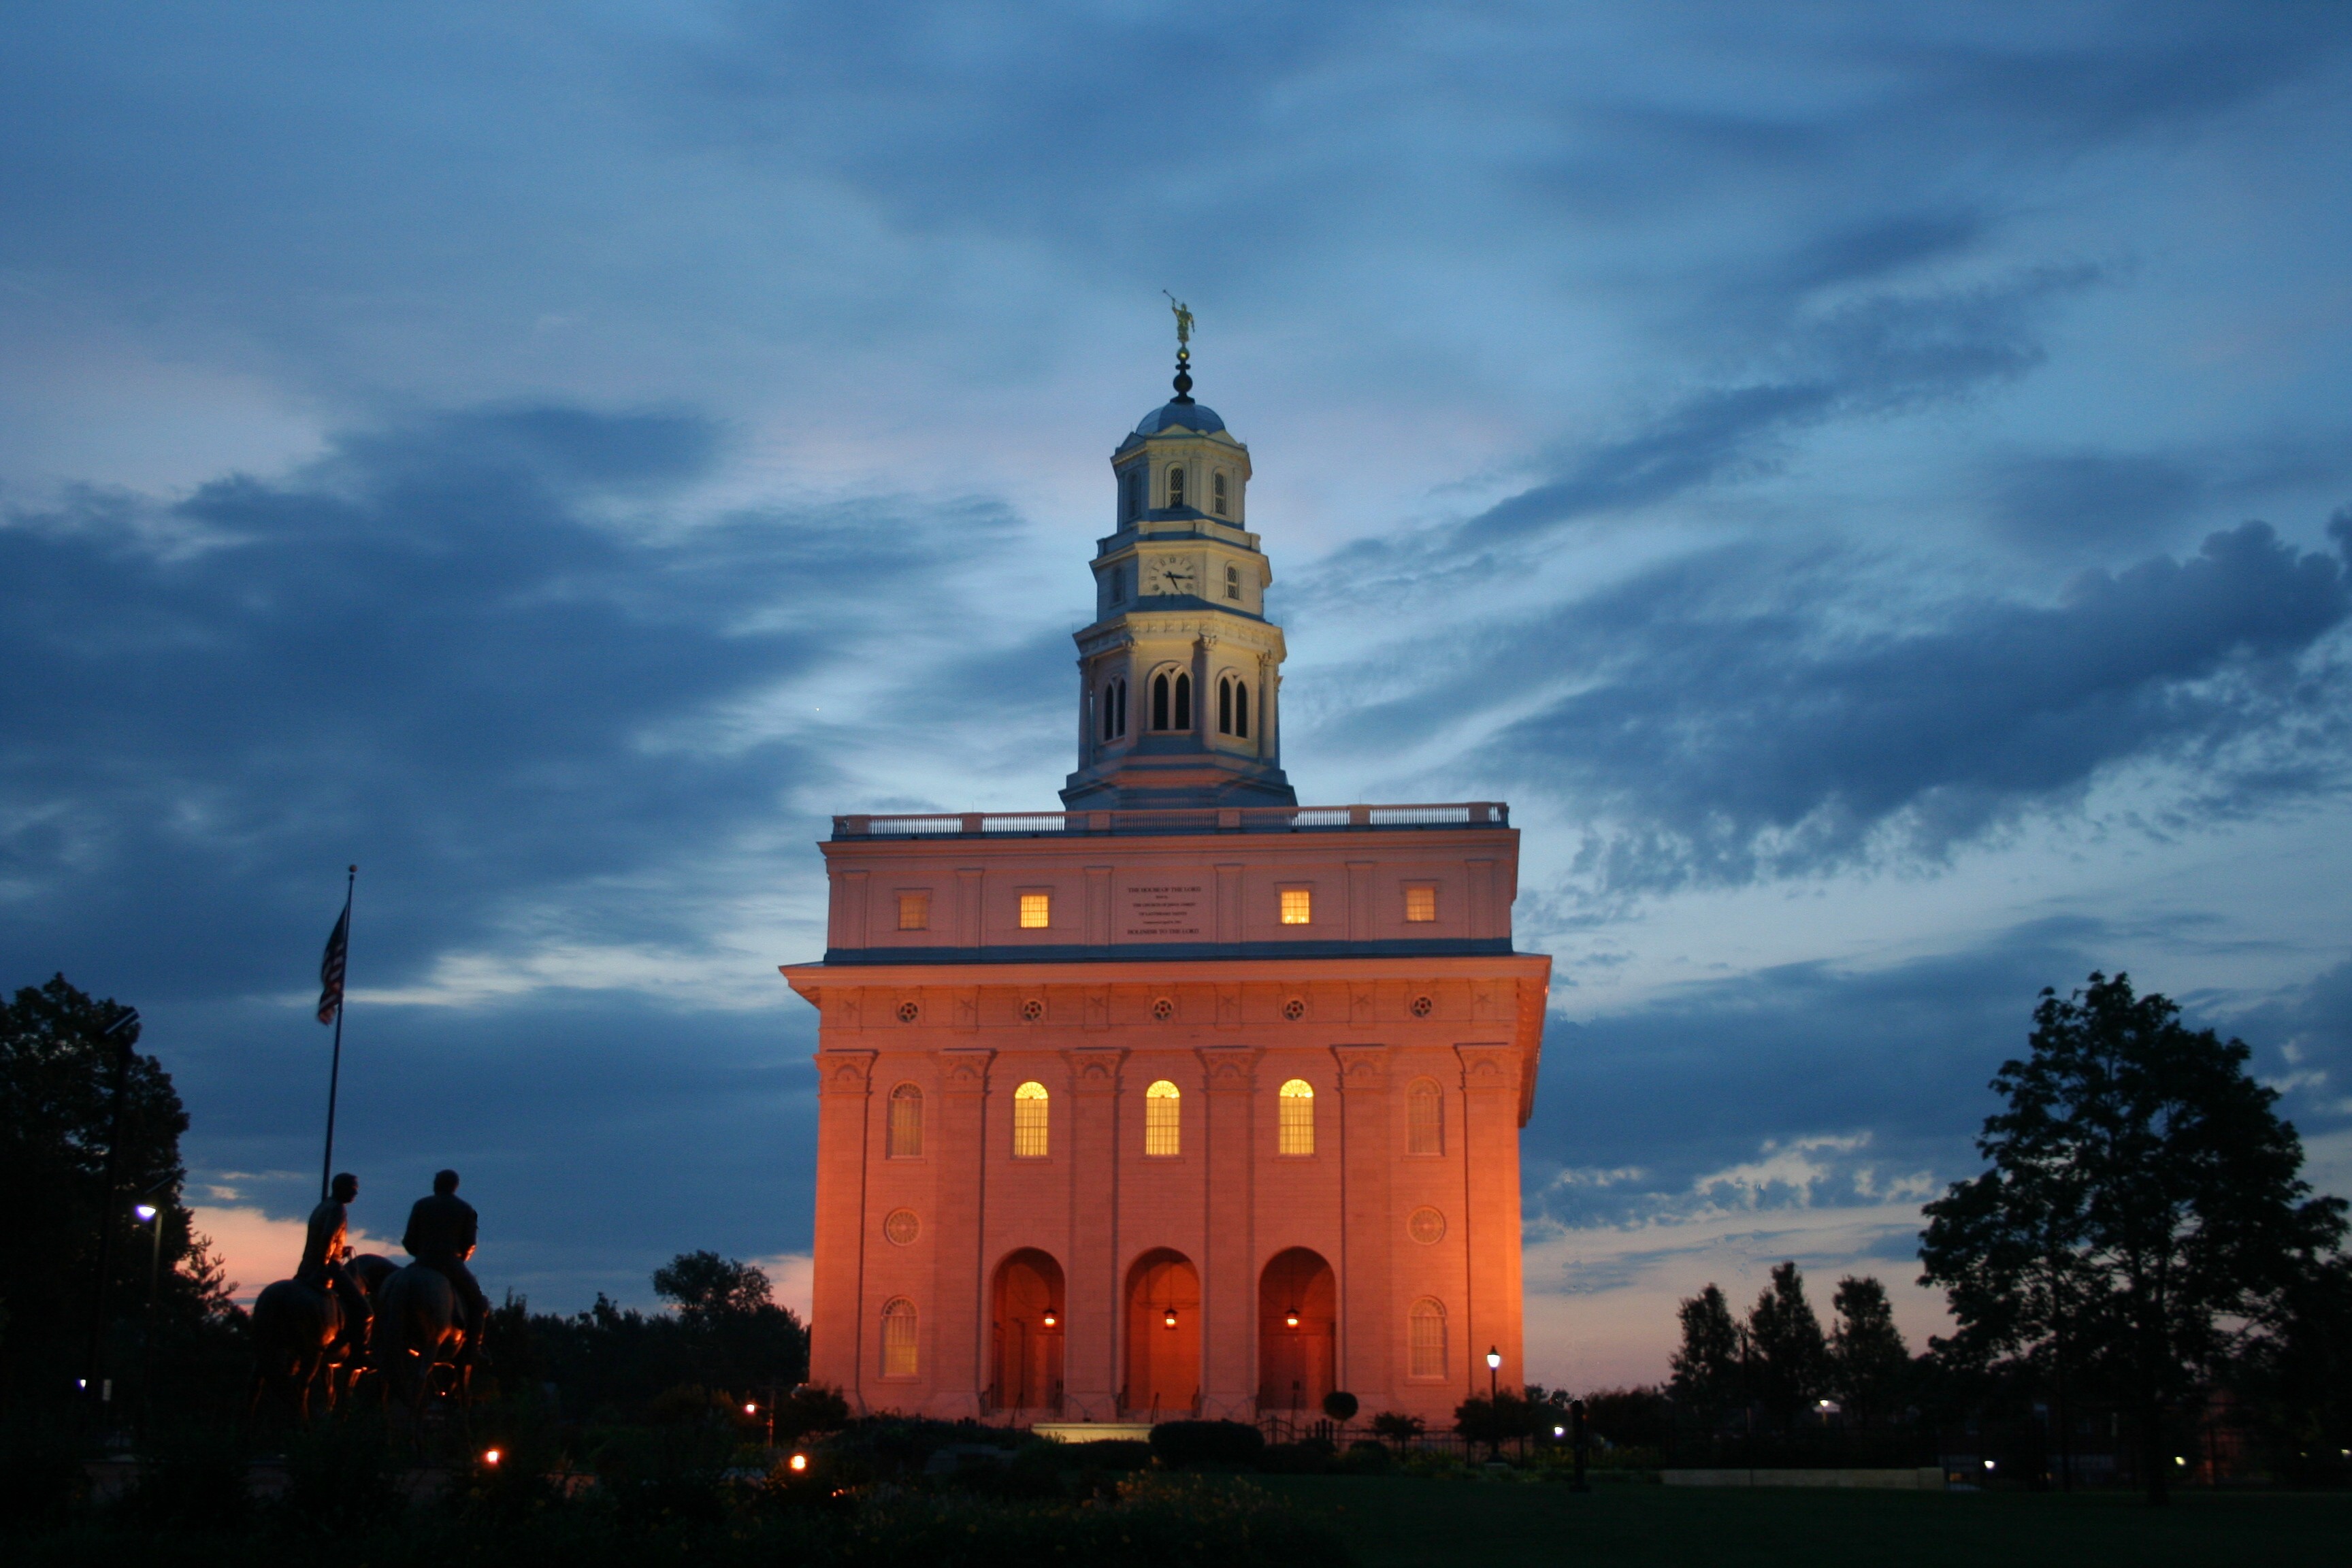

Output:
xmin=2175 ymin=1456 xmax=2187 ymax=1467
xmin=1553 ymin=1425 xmax=1566 ymax=1439
xmin=745 ymin=1403 xmax=757 ymax=1416
xmin=483 ymin=1449 xmax=502 ymax=1467
xmin=1982 ymin=1460 xmax=1994 ymax=1471
xmin=789 ymin=1454 xmax=808 ymax=1472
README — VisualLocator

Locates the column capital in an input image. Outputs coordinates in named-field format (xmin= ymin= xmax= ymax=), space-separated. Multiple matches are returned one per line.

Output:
xmin=1453 ymin=1042 xmax=1519 ymax=1093
xmin=1062 ymin=1046 xmax=1128 ymax=1094
xmin=1194 ymin=1045 xmax=1262 ymax=1092
xmin=815 ymin=1049 xmax=877 ymax=1097
xmin=938 ymin=1047 xmax=996 ymax=1096
xmin=1330 ymin=1044 xmax=1390 ymax=1092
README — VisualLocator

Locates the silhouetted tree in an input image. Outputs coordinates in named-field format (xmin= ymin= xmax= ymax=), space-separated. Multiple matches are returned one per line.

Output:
xmin=1827 ymin=1276 xmax=1911 ymax=1428
xmin=1746 ymin=1262 xmax=1828 ymax=1428
xmin=1921 ymin=972 xmax=2347 ymax=1505
xmin=1578 ymin=1386 xmax=1673 ymax=1449
xmin=0 ymin=974 xmax=240 ymax=1414
xmin=529 ymin=1252 xmax=807 ymax=1419
xmin=1669 ymin=1284 xmax=1744 ymax=1426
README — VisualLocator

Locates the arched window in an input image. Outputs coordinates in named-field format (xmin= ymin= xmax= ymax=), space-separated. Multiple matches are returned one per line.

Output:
xmin=1224 ymin=561 xmax=1241 ymax=602
xmin=1152 ymin=672 xmax=1170 ymax=731
xmin=1166 ymin=466 xmax=1186 ymax=509
xmin=1278 ymin=1079 xmax=1315 ymax=1156
xmin=1212 ymin=470 xmax=1228 ymax=515
xmin=1408 ymin=1298 xmax=1446 ymax=1379
xmin=1102 ymin=676 xmax=1127 ymax=740
xmin=1145 ymin=1079 xmax=1181 ymax=1156
xmin=1173 ymin=672 xmax=1192 ymax=730
xmin=887 ymin=1083 xmax=924 ymax=1158
xmin=881 ymin=1297 xmax=919 ymax=1377
xmin=1407 ymin=1078 xmax=1442 ymax=1156
xmin=1013 ymin=1080 xmax=1049 ymax=1159
xmin=1125 ymin=469 xmax=1142 ymax=520
xmin=1234 ymin=681 xmax=1249 ymax=738
xmin=1218 ymin=676 xmax=1233 ymax=736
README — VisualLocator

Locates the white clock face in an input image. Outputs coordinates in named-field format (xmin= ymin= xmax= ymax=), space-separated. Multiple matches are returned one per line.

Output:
xmin=1148 ymin=560 xmax=1195 ymax=595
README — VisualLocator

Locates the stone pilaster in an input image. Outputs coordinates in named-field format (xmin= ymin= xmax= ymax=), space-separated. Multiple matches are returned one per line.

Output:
xmin=811 ymin=1047 xmax=875 ymax=1405
xmin=1333 ymin=1043 xmax=1394 ymax=1411
xmin=930 ymin=1047 xmax=994 ymax=1416
xmin=1196 ymin=1045 xmax=1260 ymax=1418
xmin=1062 ymin=1047 xmax=1126 ymax=1419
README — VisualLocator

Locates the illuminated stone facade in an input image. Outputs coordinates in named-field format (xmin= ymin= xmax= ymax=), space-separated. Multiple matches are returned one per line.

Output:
xmin=783 ymin=372 xmax=1549 ymax=1426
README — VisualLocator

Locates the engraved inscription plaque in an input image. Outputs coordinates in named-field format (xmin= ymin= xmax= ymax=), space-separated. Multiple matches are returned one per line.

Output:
xmin=1122 ymin=882 xmax=1205 ymax=938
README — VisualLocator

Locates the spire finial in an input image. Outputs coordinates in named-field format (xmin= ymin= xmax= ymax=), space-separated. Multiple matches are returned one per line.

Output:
xmin=1164 ymin=291 xmax=1195 ymax=404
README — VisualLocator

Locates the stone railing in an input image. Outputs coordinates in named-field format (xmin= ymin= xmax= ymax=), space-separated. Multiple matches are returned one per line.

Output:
xmin=831 ymin=802 xmax=1508 ymax=840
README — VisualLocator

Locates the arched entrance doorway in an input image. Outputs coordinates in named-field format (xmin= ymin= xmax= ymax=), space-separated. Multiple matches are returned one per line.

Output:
xmin=1122 ymin=1248 xmax=1200 ymax=1419
xmin=1258 ymin=1247 xmax=1337 ymax=1414
xmin=990 ymin=1249 xmax=1066 ymax=1414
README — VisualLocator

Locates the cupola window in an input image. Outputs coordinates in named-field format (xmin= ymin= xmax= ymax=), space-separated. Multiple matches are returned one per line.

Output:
xmin=1124 ymin=469 xmax=1142 ymax=521
xmin=1101 ymin=676 xmax=1128 ymax=740
xmin=1212 ymin=471 xmax=1228 ymax=515
xmin=1216 ymin=674 xmax=1251 ymax=739
xmin=1152 ymin=671 xmax=1191 ymax=731
xmin=1224 ymin=562 xmax=1242 ymax=602
xmin=1166 ymin=466 xmax=1186 ymax=509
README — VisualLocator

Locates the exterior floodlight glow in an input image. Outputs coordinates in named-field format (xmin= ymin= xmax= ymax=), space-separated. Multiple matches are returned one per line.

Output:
xmin=1042 ymin=1309 xmax=1058 ymax=1328
xmin=134 ymin=1204 xmax=158 ymax=1222
xmin=789 ymin=1453 xmax=809 ymax=1472
xmin=745 ymin=1403 xmax=757 ymax=1416
xmin=483 ymin=1449 xmax=502 ymax=1467
xmin=1284 ymin=1309 xmax=1301 ymax=1328
xmin=1553 ymin=1425 xmax=1566 ymax=1438
xmin=1164 ymin=1308 xmax=1179 ymax=1328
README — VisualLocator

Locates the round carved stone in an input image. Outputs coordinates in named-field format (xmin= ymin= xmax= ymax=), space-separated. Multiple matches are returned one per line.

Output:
xmin=1281 ymin=997 xmax=1307 ymax=1022
xmin=1151 ymin=996 xmax=1175 ymax=1022
xmin=884 ymin=1209 xmax=920 ymax=1245
xmin=1020 ymin=998 xmax=1045 ymax=1022
xmin=1410 ymin=993 xmax=1435 ymax=1018
xmin=1408 ymin=1206 xmax=1446 ymax=1245
xmin=896 ymin=999 xmax=920 ymax=1024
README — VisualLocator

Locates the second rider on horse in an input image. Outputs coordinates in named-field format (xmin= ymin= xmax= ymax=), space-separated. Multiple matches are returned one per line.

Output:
xmin=402 ymin=1168 xmax=492 ymax=1366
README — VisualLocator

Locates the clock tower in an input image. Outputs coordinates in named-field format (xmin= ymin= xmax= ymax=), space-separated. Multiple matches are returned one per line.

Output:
xmin=1062 ymin=350 xmax=1294 ymax=810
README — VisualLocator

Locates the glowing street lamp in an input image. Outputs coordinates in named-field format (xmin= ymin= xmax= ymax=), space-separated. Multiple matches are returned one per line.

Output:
xmin=1284 ymin=1308 xmax=1301 ymax=1329
xmin=1041 ymin=1307 xmax=1058 ymax=1328
xmin=133 ymin=1200 xmax=164 ymax=1435
xmin=483 ymin=1448 xmax=502 ymax=1467
xmin=1163 ymin=1307 xmax=1179 ymax=1330
xmin=788 ymin=1452 xmax=809 ymax=1473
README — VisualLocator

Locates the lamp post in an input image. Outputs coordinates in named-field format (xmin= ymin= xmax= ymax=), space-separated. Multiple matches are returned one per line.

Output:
xmin=134 ymin=1203 xmax=162 ymax=1437
xmin=82 ymin=1006 xmax=141 ymax=1424
xmin=1485 ymin=1347 xmax=1503 ymax=1463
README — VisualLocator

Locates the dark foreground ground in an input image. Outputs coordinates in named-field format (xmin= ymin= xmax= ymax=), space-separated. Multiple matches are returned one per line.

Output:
xmin=1261 ymin=1475 xmax=2352 ymax=1568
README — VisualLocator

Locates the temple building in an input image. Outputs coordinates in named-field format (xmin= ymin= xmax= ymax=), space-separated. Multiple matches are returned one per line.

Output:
xmin=782 ymin=348 xmax=1550 ymax=1426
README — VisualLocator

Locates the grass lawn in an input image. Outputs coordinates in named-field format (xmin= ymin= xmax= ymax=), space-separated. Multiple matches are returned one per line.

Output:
xmin=1260 ymin=1475 xmax=2352 ymax=1568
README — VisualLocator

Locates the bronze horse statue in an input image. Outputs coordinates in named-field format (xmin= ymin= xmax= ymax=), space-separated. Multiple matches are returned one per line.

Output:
xmin=247 ymin=1275 xmax=353 ymax=1422
xmin=371 ymin=1259 xmax=474 ymax=1422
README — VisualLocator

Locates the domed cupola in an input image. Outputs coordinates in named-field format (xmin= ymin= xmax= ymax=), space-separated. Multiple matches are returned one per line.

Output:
xmin=1062 ymin=308 xmax=1295 ymax=810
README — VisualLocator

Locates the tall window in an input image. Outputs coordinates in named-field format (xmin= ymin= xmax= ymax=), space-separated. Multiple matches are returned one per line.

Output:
xmin=1125 ymin=469 xmax=1141 ymax=520
xmin=1234 ymin=681 xmax=1249 ymax=738
xmin=1019 ymin=892 xmax=1051 ymax=929
xmin=1278 ymin=1078 xmax=1315 ymax=1155
xmin=1280 ymin=888 xmax=1312 ymax=926
xmin=1109 ymin=565 xmax=1127 ymax=605
xmin=1408 ymin=1298 xmax=1446 ymax=1379
xmin=1013 ymin=1081 xmax=1049 ymax=1158
xmin=1167 ymin=466 xmax=1186 ymax=508
xmin=1173 ymin=672 xmax=1191 ymax=730
xmin=1152 ymin=672 xmax=1169 ymax=730
xmin=1224 ymin=562 xmax=1241 ymax=601
xmin=1212 ymin=471 xmax=1228 ymax=515
xmin=887 ymin=1083 xmax=924 ymax=1158
xmin=1102 ymin=676 xmax=1127 ymax=740
xmin=1218 ymin=676 xmax=1233 ymax=736
xmin=1405 ymin=883 xmax=1437 ymax=923
xmin=1145 ymin=1079 xmax=1181 ymax=1156
xmin=1407 ymin=1078 xmax=1442 ymax=1156
xmin=881 ymin=1298 xmax=918 ymax=1377
xmin=897 ymin=892 xmax=930 ymax=931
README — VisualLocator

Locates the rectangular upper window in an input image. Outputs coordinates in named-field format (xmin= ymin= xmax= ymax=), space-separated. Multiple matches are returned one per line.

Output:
xmin=1404 ymin=883 xmax=1437 ymax=923
xmin=1019 ymin=892 xmax=1051 ymax=930
xmin=896 ymin=892 xmax=930 ymax=931
xmin=1279 ymin=887 xmax=1312 ymax=926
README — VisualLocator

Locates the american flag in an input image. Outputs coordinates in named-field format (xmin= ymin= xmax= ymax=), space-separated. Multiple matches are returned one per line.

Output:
xmin=317 ymin=904 xmax=350 ymax=1025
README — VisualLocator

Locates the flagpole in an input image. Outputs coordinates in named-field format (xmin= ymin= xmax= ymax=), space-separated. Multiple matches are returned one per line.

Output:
xmin=321 ymin=864 xmax=355 ymax=1202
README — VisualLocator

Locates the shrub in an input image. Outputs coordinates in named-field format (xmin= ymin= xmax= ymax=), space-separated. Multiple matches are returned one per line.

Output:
xmin=1339 ymin=1439 xmax=1391 ymax=1474
xmin=277 ymin=1414 xmax=406 ymax=1535
xmin=1369 ymin=1411 xmax=1424 ymax=1448
xmin=0 ymin=1420 xmax=87 ymax=1529
xmin=1147 ymin=1419 xmax=1265 ymax=1469
xmin=1320 ymin=1390 xmax=1359 ymax=1423
xmin=116 ymin=1443 xmax=252 ymax=1533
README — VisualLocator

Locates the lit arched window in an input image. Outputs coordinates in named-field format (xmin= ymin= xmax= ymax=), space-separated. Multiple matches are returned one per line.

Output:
xmin=1218 ymin=676 xmax=1233 ymax=736
xmin=887 ymin=1083 xmax=924 ymax=1158
xmin=1212 ymin=471 xmax=1228 ymax=515
xmin=1167 ymin=466 xmax=1186 ymax=508
xmin=1173 ymin=672 xmax=1192 ymax=730
xmin=1278 ymin=1078 xmax=1315 ymax=1156
xmin=1407 ymin=1078 xmax=1442 ymax=1156
xmin=1013 ymin=1081 xmax=1049 ymax=1159
xmin=1145 ymin=1079 xmax=1181 ymax=1156
xmin=1224 ymin=562 xmax=1241 ymax=601
xmin=1408 ymin=1298 xmax=1446 ymax=1379
xmin=1234 ymin=680 xmax=1249 ymax=739
xmin=1152 ymin=672 xmax=1170 ymax=731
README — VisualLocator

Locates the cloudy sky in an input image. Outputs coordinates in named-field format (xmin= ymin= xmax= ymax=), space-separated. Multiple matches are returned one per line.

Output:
xmin=7 ymin=2 xmax=2351 ymax=1388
